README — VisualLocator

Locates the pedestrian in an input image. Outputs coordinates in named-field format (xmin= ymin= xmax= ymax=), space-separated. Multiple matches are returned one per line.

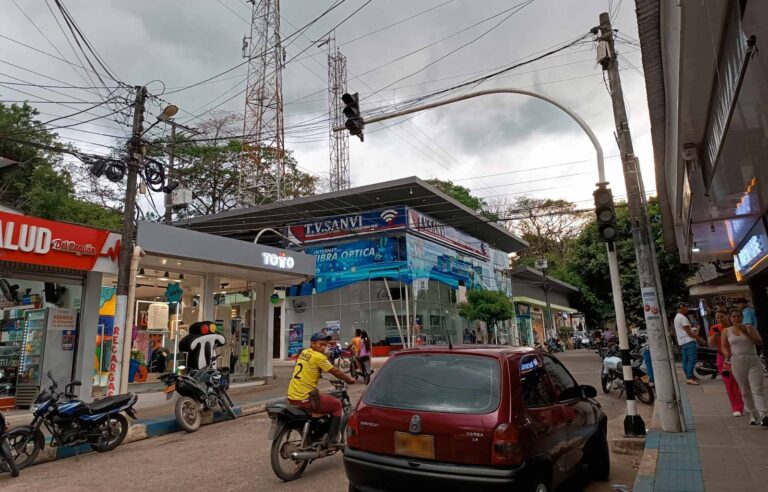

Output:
xmin=735 ymin=298 xmax=758 ymax=329
xmin=359 ymin=330 xmax=372 ymax=375
xmin=642 ymin=342 xmax=655 ymax=387
xmin=722 ymin=309 xmax=768 ymax=425
xmin=708 ymin=311 xmax=744 ymax=416
xmin=674 ymin=303 xmax=704 ymax=385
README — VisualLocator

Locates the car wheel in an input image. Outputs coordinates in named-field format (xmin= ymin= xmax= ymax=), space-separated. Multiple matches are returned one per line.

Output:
xmin=527 ymin=473 xmax=550 ymax=492
xmin=588 ymin=426 xmax=611 ymax=481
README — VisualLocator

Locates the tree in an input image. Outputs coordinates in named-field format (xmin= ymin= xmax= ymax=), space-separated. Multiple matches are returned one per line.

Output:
xmin=426 ymin=178 xmax=499 ymax=220
xmin=458 ymin=290 xmax=515 ymax=337
xmin=150 ymin=113 xmax=319 ymax=220
xmin=495 ymin=196 xmax=587 ymax=276
xmin=0 ymin=102 xmax=121 ymax=229
xmin=561 ymin=199 xmax=698 ymax=328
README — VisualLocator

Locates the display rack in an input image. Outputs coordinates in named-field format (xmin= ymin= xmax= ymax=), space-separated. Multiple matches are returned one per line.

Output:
xmin=0 ymin=315 xmax=24 ymax=397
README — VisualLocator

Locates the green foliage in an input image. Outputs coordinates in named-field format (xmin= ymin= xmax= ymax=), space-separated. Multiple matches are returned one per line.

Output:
xmin=458 ymin=290 xmax=515 ymax=329
xmin=426 ymin=178 xmax=486 ymax=211
xmin=561 ymin=199 xmax=697 ymax=328
xmin=0 ymin=103 xmax=121 ymax=229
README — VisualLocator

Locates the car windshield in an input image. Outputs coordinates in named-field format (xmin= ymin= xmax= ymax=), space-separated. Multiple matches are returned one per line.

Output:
xmin=363 ymin=353 xmax=501 ymax=414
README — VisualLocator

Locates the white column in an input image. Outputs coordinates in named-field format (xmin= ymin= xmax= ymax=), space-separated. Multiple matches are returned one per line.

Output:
xmin=266 ymin=286 xmax=275 ymax=379
xmin=280 ymin=302 xmax=288 ymax=360
xmin=202 ymin=274 xmax=217 ymax=321
xmin=251 ymin=282 xmax=269 ymax=379
xmin=74 ymin=271 xmax=102 ymax=402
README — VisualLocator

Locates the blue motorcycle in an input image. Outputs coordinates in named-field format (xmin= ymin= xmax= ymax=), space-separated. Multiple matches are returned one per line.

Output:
xmin=7 ymin=371 xmax=138 ymax=469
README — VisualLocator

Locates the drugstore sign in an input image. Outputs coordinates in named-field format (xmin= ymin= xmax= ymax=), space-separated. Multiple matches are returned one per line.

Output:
xmin=0 ymin=211 xmax=120 ymax=273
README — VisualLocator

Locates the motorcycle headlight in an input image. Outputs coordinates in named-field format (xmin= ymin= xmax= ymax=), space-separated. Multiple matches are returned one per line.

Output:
xmin=211 ymin=373 xmax=222 ymax=385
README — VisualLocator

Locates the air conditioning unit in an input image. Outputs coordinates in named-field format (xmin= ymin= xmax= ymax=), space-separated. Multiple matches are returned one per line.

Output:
xmin=171 ymin=188 xmax=193 ymax=209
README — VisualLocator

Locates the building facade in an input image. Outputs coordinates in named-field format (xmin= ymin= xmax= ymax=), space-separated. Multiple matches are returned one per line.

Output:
xmin=637 ymin=0 xmax=768 ymax=341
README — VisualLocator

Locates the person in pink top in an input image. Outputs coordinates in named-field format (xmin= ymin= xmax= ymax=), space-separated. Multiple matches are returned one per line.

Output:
xmin=708 ymin=311 xmax=744 ymax=416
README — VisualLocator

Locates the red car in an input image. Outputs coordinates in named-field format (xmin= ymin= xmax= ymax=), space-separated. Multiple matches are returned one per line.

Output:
xmin=344 ymin=345 xmax=609 ymax=492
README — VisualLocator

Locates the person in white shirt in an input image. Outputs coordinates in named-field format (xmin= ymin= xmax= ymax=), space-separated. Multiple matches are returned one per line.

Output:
xmin=675 ymin=303 xmax=704 ymax=385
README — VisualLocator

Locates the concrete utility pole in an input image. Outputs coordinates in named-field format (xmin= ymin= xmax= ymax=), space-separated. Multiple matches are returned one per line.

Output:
xmin=598 ymin=12 xmax=683 ymax=433
xmin=164 ymin=123 xmax=176 ymax=224
xmin=109 ymin=85 xmax=147 ymax=396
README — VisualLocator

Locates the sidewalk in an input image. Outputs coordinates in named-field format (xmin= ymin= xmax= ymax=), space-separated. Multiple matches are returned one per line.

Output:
xmin=634 ymin=368 xmax=768 ymax=491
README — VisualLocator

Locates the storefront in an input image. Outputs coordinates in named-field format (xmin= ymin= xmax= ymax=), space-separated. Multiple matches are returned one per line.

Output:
xmin=509 ymin=266 xmax=579 ymax=347
xmin=732 ymin=215 xmax=768 ymax=343
xmin=181 ymin=177 xmax=528 ymax=357
xmin=94 ymin=221 xmax=317 ymax=396
xmin=0 ymin=210 xmax=119 ymax=409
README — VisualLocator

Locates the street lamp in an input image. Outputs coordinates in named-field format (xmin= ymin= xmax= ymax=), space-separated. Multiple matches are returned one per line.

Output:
xmin=158 ymin=105 xmax=178 ymax=121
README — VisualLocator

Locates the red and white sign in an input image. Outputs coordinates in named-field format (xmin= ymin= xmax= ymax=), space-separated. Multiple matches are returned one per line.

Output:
xmin=0 ymin=211 xmax=120 ymax=274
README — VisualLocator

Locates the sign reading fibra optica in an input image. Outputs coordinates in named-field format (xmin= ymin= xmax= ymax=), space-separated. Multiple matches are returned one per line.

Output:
xmin=287 ymin=207 xmax=407 ymax=243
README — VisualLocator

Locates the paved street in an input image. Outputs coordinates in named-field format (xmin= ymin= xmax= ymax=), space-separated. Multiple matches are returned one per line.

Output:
xmin=0 ymin=350 xmax=650 ymax=491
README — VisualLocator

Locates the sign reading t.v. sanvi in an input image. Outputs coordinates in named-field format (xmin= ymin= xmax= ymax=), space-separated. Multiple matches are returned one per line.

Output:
xmin=287 ymin=207 xmax=407 ymax=243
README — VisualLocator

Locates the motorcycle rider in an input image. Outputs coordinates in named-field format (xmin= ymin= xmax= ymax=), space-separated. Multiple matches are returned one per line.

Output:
xmin=288 ymin=331 xmax=355 ymax=446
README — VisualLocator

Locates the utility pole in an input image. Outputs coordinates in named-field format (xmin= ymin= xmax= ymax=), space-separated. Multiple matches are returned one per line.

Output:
xmin=598 ymin=12 xmax=683 ymax=433
xmin=536 ymin=259 xmax=554 ymax=340
xmin=164 ymin=123 xmax=176 ymax=224
xmin=108 ymin=85 xmax=147 ymax=397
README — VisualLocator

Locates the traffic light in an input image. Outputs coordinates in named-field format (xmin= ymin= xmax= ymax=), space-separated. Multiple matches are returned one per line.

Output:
xmin=342 ymin=92 xmax=364 ymax=142
xmin=593 ymin=185 xmax=618 ymax=242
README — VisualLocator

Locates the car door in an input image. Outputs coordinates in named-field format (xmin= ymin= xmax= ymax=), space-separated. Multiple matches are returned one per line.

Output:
xmin=542 ymin=354 xmax=597 ymax=472
xmin=518 ymin=355 xmax=570 ymax=485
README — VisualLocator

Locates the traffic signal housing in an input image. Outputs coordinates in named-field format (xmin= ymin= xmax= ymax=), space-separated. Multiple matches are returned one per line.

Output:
xmin=342 ymin=92 xmax=364 ymax=142
xmin=593 ymin=186 xmax=618 ymax=242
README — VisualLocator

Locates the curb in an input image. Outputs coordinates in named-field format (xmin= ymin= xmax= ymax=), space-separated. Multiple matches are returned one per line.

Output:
xmin=25 ymin=396 xmax=286 ymax=466
xmin=610 ymin=436 xmax=646 ymax=455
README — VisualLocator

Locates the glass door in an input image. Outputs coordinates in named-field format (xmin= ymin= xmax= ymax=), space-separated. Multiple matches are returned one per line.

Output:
xmin=18 ymin=309 xmax=46 ymax=385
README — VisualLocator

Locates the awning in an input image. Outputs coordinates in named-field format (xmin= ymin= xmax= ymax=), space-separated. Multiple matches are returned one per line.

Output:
xmin=512 ymin=296 xmax=578 ymax=314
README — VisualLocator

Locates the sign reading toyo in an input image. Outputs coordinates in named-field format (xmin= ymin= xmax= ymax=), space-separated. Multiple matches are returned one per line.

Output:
xmin=0 ymin=211 xmax=120 ymax=273
xmin=262 ymin=251 xmax=295 ymax=269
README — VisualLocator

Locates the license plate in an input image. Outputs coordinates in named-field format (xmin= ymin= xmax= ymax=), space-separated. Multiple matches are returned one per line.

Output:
xmin=641 ymin=375 xmax=649 ymax=383
xmin=164 ymin=384 xmax=176 ymax=393
xmin=394 ymin=432 xmax=434 ymax=459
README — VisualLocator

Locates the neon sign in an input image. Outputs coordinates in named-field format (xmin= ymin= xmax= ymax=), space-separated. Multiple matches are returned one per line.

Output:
xmin=261 ymin=252 xmax=295 ymax=269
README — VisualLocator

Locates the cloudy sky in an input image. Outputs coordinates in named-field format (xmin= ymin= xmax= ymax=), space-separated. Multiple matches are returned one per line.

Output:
xmin=1 ymin=0 xmax=652 ymax=216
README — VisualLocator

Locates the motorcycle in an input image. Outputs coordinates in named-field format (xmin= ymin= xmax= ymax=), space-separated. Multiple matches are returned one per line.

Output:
xmin=694 ymin=346 xmax=719 ymax=380
xmin=600 ymin=347 xmax=654 ymax=405
xmin=160 ymin=361 xmax=236 ymax=432
xmin=546 ymin=337 xmax=564 ymax=353
xmin=7 ymin=371 xmax=137 ymax=470
xmin=348 ymin=353 xmax=371 ymax=385
xmin=0 ymin=411 xmax=19 ymax=477
xmin=267 ymin=378 xmax=351 ymax=481
xmin=328 ymin=342 xmax=351 ymax=371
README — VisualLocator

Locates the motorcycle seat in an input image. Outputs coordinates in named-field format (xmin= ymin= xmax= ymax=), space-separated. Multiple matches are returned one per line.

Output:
xmin=86 ymin=393 xmax=136 ymax=414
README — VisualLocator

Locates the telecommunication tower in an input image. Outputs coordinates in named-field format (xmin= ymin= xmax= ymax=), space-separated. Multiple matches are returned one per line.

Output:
xmin=325 ymin=38 xmax=350 ymax=191
xmin=240 ymin=0 xmax=286 ymax=205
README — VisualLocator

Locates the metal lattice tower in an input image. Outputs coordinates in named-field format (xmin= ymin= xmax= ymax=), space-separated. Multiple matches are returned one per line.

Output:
xmin=327 ymin=41 xmax=350 ymax=191
xmin=240 ymin=0 xmax=285 ymax=205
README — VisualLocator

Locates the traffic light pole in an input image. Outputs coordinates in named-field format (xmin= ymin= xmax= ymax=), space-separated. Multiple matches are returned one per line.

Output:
xmin=599 ymin=12 xmax=683 ymax=433
xmin=334 ymin=86 xmax=645 ymax=434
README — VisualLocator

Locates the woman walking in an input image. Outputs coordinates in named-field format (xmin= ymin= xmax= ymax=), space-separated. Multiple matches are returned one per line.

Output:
xmin=722 ymin=310 xmax=768 ymax=425
xmin=708 ymin=311 xmax=744 ymax=416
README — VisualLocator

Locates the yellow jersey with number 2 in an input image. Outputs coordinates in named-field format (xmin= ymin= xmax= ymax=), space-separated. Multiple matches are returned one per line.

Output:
xmin=287 ymin=348 xmax=334 ymax=401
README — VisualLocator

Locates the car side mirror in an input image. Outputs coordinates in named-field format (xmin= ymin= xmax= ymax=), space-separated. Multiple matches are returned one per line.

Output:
xmin=581 ymin=385 xmax=598 ymax=398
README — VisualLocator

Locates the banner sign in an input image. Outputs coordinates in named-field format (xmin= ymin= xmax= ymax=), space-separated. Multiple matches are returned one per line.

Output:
xmin=0 ymin=211 xmax=120 ymax=273
xmin=305 ymin=236 xmax=407 ymax=293
xmin=515 ymin=302 xmax=531 ymax=319
xmin=287 ymin=207 xmax=407 ymax=243
xmin=407 ymin=209 xmax=489 ymax=259
xmin=288 ymin=323 xmax=304 ymax=357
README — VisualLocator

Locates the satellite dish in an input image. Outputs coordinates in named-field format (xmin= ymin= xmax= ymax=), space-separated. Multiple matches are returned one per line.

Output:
xmin=0 ymin=279 xmax=19 ymax=302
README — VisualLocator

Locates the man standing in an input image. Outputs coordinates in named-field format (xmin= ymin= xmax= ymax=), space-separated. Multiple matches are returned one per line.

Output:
xmin=736 ymin=298 xmax=757 ymax=329
xmin=675 ymin=303 xmax=704 ymax=385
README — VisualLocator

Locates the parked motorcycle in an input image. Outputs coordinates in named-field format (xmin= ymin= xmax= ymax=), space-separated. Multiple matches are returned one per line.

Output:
xmin=160 ymin=361 xmax=236 ymax=432
xmin=6 ymin=371 xmax=137 ymax=470
xmin=546 ymin=337 xmax=564 ymax=353
xmin=0 ymin=411 xmax=19 ymax=477
xmin=694 ymin=347 xmax=719 ymax=380
xmin=267 ymin=378 xmax=351 ymax=481
xmin=600 ymin=347 xmax=654 ymax=405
